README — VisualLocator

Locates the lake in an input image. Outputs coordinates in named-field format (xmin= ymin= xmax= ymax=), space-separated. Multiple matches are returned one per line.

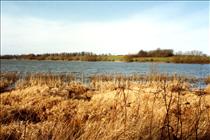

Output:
xmin=1 ymin=59 xmax=209 ymax=78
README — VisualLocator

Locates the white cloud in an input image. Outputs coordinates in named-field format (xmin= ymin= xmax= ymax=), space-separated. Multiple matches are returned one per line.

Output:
xmin=1 ymin=9 xmax=209 ymax=55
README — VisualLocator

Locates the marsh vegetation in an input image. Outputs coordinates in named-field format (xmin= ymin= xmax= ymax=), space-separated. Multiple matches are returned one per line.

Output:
xmin=0 ymin=72 xmax=210 ymax=140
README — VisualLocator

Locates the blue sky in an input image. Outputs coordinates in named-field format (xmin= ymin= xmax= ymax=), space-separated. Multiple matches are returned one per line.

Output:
xmin=1 ymin=1 xmax=209 ymax=55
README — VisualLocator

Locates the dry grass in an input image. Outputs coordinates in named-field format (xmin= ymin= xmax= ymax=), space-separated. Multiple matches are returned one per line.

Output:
xmin=15 ymin=73 xmax=75 ymax=88
xmin=0 ymin=73 xmax=210 ymax=140
xmin=0 ymin=72 xmax=19 ymax=92
xmin=205 ymin=84 xmax=210 ymax=94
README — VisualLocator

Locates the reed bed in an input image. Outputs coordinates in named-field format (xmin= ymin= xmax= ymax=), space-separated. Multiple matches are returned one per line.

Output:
xmin=0 ymin=72 xmax=19 ymax=92
xmin=15 ymin=72 xmax=76 ymax=88
xmin=0 ymin=73 xmax=210 ymax=140
xmin=90 ymin=73 xmax=198 ymax=85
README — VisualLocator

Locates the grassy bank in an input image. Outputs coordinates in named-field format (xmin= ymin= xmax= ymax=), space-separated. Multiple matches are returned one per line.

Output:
xmin=122 ymin=56 xmax=210 ymax=63
xmin=1 ymin=73 xmax=210 ymax=139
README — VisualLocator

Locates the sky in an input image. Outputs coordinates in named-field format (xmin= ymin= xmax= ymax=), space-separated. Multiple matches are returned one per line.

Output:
xmin=1 ymin=1 xmax=210 ymax=55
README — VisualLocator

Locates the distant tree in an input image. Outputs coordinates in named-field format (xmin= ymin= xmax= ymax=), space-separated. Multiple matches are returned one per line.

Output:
xmin=137 ymin=48 xmax=174 ymax=57
xmin=138 ymin=50 xmax=148 ymax=57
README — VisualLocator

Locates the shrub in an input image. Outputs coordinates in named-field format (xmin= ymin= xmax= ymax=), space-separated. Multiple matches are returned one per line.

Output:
xmin=123 ymin=55 xmax=134 ymax=62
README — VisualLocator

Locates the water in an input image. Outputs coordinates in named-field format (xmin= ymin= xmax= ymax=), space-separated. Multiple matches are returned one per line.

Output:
xmin=1 ymin=59 xmax=209 ymax=78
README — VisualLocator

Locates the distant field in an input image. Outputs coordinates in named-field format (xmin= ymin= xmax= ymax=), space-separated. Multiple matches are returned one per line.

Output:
xmin=124 ymin=56 xmax=172 ymax=62
xmin=105 ymin=55 xmax=125 ymax=61
xmin=104 ymin=55 xmax=171 ymax=62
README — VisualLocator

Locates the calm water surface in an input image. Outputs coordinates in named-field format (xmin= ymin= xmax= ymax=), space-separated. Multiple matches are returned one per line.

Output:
xmin=1 ymin=60 xmax=209 ymax=78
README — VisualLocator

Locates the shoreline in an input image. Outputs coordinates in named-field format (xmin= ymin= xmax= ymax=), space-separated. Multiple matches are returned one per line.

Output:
xmin=1 ymin=58 xmax=210 ymax=64
xmin=1 ymin=72 xmax=209 ymax=93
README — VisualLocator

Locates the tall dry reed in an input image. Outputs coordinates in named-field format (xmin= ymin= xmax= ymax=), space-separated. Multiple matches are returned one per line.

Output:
xmin=0 ymin=73 xmax=209 ymax=140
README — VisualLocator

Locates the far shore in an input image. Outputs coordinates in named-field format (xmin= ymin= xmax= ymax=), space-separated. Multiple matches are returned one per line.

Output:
xmin=1 ymin=56 xmax=210 ymax=64
xmin=1 ymin=49 xmax=210 ymax=64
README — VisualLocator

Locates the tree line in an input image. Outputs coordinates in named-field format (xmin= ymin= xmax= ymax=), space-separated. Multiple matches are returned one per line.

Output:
xmin=137 ymin=48 xmax=174 ymax=57
xmin=0 ymin=52 xmax=100 ymax=61
xmin=1 ymin=49 xmax=209 ymax=63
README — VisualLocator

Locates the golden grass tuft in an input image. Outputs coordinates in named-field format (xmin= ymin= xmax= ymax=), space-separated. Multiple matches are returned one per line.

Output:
xmin=205 ymin=84 xmax=210 ymax=94
xmin=0 ymin=72 xmax=19 ymax=92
